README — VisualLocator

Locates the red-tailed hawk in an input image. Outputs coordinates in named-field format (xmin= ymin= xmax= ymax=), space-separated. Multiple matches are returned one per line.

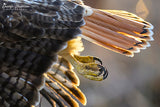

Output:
xmin=0 ymin=0 xmax=153 ymax=107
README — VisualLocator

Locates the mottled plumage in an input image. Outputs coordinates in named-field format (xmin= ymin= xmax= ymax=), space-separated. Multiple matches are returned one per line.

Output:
xmin=0 ymin=0 xmax=86 ymax=106
xmin=0 ymin=0 xmax=153 ymax=107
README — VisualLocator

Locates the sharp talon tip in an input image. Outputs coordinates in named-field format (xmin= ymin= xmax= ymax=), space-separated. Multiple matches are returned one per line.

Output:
xmin=93 ymin=57 xmax=103 ymax=65
xmin=103 ymin=68 xmax=108 ymax=80
xmin=98 ymin=71 xmax=103 ymax=76
xmin=98 ymin=65 xmax=108 ymax=80
xmin=98 ymin=66 xmax=105 ymax=76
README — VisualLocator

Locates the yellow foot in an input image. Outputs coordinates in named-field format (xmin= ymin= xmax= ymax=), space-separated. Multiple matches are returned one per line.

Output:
xmin=74 ymin=55 xmax=102 ymax=65
xmin=60 ymin=54 xmax=108 ymax=81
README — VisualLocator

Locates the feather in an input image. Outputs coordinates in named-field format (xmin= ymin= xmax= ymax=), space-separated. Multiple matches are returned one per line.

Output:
xmin=0 ymin=0 xmax=86 ymax=106
xmin=0 ymin=72 xmax=40 ymax=106
xmin=52 ymin=62 xmax=80 ymax=86
xmin=82 ymin=9 xmax=153 ymax=57
xmin=0 ymin=0 xmax=154 ymax=107
xmin=47 ymin=70 xmax=86 ymax=105
xmin=44 ymin=73 xmax=79 ymax=107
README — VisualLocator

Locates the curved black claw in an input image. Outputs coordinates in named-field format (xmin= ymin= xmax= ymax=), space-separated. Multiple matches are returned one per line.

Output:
xmin=93 ymin=57 xmax=103 ymax=65
xmin=98 ymin=65 xmax=106 ymax=76
xmin=103 ymin=68 xmax=108 ymax=80
xmin=97 ymin=65 xmax=108 ymax=80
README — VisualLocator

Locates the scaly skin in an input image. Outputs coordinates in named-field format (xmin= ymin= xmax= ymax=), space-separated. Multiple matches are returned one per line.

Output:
xmin=58 ymin=39 xmax=108 ymax=81
xmin=74 ymin=55 xmax=102 ymax=65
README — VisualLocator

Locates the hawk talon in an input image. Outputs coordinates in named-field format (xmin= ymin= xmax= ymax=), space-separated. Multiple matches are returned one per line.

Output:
xmin=58 ymin=37 xmax=108 ymax=81
xmin=103 ymin=68 xmax=108 ymax=80
xmin=0 ymin=0 xmax=154 ymax=106
xmin=93 ymin=57 xmax=102 ymax=65
xmin=97 ymin=65 xmax=108 ymax=80
xmin=97 ymin=65 xmax=105 ymax=76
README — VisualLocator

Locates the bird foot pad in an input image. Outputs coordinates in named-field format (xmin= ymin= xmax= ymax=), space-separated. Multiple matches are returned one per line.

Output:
xmin=69 ymin=55 xmax=108 ymax=81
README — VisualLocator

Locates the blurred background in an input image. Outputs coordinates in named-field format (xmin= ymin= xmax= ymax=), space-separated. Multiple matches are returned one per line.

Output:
xmin=78 ymin=0 xmax=160 ymax=107
xmin=38 ymin=0 xmax=160 ymax=107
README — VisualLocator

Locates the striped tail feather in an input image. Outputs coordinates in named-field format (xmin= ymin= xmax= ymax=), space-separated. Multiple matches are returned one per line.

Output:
xmin=81 ymin=9 xmax=154 ymax=57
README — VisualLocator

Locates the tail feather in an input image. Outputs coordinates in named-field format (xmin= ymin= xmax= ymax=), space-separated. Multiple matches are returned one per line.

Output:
xmin=98 ymin=9 xmax=153 ymax=35
xmin=82 ymin=28 xmax=134 ymax=56
xmin=82 ymin=9 xmax=154 ymax=57
xmin=82 ymin=22 xmax=139 ymax=52
xmin=104 ymin=10 xmax=153 ymax=29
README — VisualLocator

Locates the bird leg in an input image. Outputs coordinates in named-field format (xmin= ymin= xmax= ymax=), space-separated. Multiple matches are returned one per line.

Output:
xmin=58 ymin=50 xmax=108 ymax=81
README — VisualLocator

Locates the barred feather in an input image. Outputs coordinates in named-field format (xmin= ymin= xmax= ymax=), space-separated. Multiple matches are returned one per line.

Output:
xmin=0 ymin=0 xmax=85 ymax=106
xmin=44 ymin=73 xmax=80 ymax=107
xmin=41 ymin=54 xmax=86 ymax=107
xmin=52 ymin=61 xmax=80 ymax=86
xmin=0 ymin=0 xmax=154 ymax=107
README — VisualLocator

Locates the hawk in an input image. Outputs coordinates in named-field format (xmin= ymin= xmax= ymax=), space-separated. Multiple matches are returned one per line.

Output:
xmin=0 ymin=0 xmax=153 ymax=107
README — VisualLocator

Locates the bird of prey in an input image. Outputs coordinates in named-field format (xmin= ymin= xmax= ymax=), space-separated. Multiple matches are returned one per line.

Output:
xmin=0 ymin=0 xmax=153 ymax=107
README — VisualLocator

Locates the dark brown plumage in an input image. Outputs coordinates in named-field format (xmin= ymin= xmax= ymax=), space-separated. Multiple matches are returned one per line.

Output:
xmin=0 ymin=0 xmax=153 ymax=107
xmin=0 ymin=0 xmax=86 ymax=106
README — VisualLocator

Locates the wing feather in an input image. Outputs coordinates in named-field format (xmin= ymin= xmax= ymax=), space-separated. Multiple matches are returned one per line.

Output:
xmin=0 ymin=1 xmax=86 ymax=106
